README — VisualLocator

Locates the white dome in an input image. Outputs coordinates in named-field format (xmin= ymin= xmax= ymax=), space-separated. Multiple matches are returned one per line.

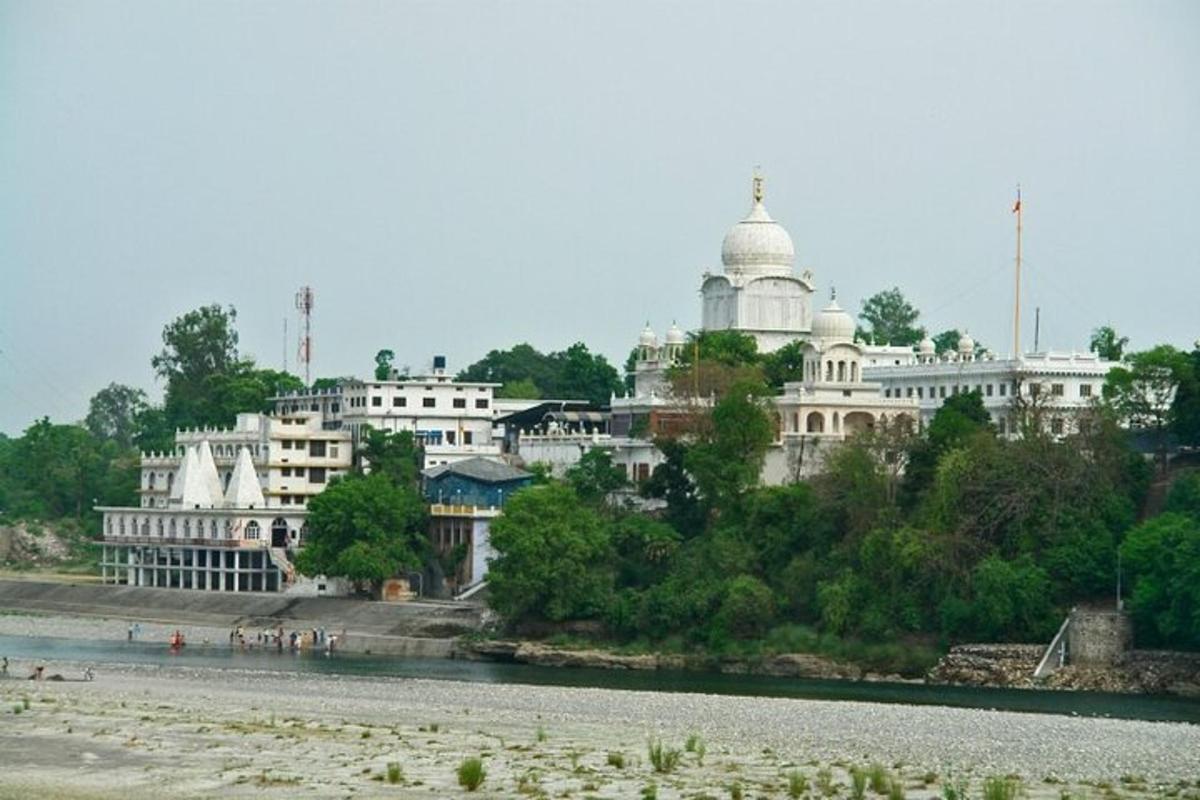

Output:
xmin=957 ymin=330 xmax=975 ymax=354
xmin=665 ymin=322 xmax=685 ymax=345
xmin=638 ymin=324 xmax=658 ymax=348
xmin=720 ymin=177 xmax=795 ymax=275
xmin=918 ymin=335 xmax=936 ymax=355
xmin=811 ymin=298 xmax=856 ymax=341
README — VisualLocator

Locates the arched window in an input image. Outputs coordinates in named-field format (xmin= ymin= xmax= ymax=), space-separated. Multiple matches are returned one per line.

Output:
xmin=850 ymin=362 xmax=858 ymax=382
xmin=209 ymin=519 xmax=218 ymax=538
xmin=299 ymin=522 xmax=309 ymax=546
xmin=148 ymin=472 xmax=156 ymax=490
xmin=837 ymin=361 xmax=846 ymax=382
xmin=166 ymin=472 xmax=174 ymax=493
xmin=825 ymin=361 xmax=833 ymax=382
xmin=245 ymin=521 xmax=260 ymax=541
xmin=183 ymin=518 xmax=191 ymax=538
xmin=118 ymin=517 xmax=126 ymax=536
xmin=140 ymin=518 xmax=150 ymax=536
xmin=806 ymin=412 xmax=825 ymax=433
xmin=106 ymin=517 xmax=113 ymax=536
xmin=224 ymin=472 xmax=232 ymax=491
xmin=168 ymin=518 xmax=176 ymax=537
xmin=271 ymin=518 xmax=290 ymax=548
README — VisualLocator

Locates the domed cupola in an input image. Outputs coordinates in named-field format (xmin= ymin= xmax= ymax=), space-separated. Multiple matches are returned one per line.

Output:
xmin=918 ymin=335 xmax=936 ymax=356
xmin=637 ymin=323 xmax=659 ymax=362
xmin=665 ymin=322 xmax=685 ymax=346
xmin=811 ymin=291 xmax=856 ymax=341
xmin=957 ymin=330 xmax=975 ymax=358
xmin=720 ymin=173 xmax=795 ymax=277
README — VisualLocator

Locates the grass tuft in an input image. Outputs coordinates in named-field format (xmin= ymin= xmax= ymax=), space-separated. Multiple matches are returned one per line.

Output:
xmin=787 ymin=769 xmax=810 ymax=798
xmin=647 ymin=739 xmax=682 ymax=774
xmin=850 ymin=766 xmax=867 ymax=800
xmin=606 ymin=751 xmax=626 ymax=769
xmin=983 ymin=777 xmax=1020 ymax=800
xmin=869 ymin=763 xmax=889 ymax=795
xmin=457 ymin=756 xmax=486 ymax=791
xmin=385 ymin=762 xmax=402 ymax=785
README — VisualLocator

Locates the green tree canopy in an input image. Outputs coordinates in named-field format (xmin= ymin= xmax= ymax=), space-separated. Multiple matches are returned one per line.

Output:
xmin=930 ymin=329 xmax=987 ymax=357
xmin=1104 ymin=345 xmax=1193 ymax=464
xmin=1089 ymin=325 xmax=1129 ymax=361
xmin=565 ymin=449 xmax=627 ymax=503
xmin=359 ymin=428 xmax=422 ymax=487
xmin=458 ymin=342 xmax=622 ymax=406
xmin=294 ymin=473 xmax=427 ymax=589
xmin=374 ymin=349 xmax=395 ymax=381
xmin=1121 ymin=512 xmax=1200 ymax=649
xmin=762 ymin=341 xmax=806 ymax=389
xmin=684 ymin=380 xmax=775 ymax=512
xmin=85 ymin=383 xmax=148 ymax=450
xmin=858 ymin=288 xmax=924 ymax=346
xmin=487 ymin=483 xmax=614 ymax=622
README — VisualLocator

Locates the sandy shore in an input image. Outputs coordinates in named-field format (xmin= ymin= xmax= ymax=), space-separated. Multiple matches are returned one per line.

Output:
xmin=0 ymin=645 xmax=1198 ymax=800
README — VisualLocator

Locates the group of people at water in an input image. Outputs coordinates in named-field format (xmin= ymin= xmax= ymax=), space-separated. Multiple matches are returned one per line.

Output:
xmin=228 ymin=625 xmax=338 ymax=654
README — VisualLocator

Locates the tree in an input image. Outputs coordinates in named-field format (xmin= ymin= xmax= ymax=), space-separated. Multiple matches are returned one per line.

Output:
xmin=931 ymin=329 xmax=987 ymax=357
xmin=496 ymin=378 xmax=541 ymax=399
xmin=640 ymin=439 xmax=704 ymax=536
xmin=458 ymin=342 xmax=622 ymax=406
xmin=1170 ymin=344 xmax=1200 ymax=448
xmin=858 ymin=288 xmax=924 ymax=346
xmin=152 ymin=304 xmax=239 ymax=388
xmin=1104 ymin=345 xmax=1192 ymax=466
xmin=85 ymin=383 xmax=148 ymax=450
xmin=684 ymin=380 xmax=775 ymax=512
xmin=374 ymin=349 xmax=395 ymax=381
xmin=552 ymin=342 xmax=624 ymax=406
xmin=1121 ymin=512 xmax=1200 ymax=649
xmin=294 ymin=473 xmax=427 ymax=591
xmin=565 ymin=449 xmax=626 ymax=503
xmin=673 ymin=330 xmax=759 ymax=369
xmin=901 ymin=390 xmax=992 ymax=505
xmin=762 ymin=341 xmax=806 ymax=389
xmin=713 ymin=575 xmax=776 ymax=641
xmin=1089 ymin=325 xmax=1129 ymax=361
xmin=968 ymin=555 xmax=1057 ymax=642
xmin=359 ymin=428 xmax=422 ymax=486
xmin=487 ymin=483 xmax=614 ymax=623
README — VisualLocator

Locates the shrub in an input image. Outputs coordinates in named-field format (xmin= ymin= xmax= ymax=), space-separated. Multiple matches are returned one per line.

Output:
xmin=606 ymin=751 xmax=625 ymax=769
xmin=983 ymin=777 xmax=1019 ymax=800
xmin=715 ymin=574 xmax=777 ymax=640
xmin=729 ymin=782 xmax=744 ymax=800
xmin=787 ymin=769 xmax=809 ymax=798
xmin=641 ymin=782 xmax=658 ymax=800
xmin=887 ymin=777 xmax=906 ymax=800
xmin=850 ymin=766 xmax=867 ymax=800
xmin=535 ymin=725 xmax=547 ymax=743
xmin=647 ymin=739 xmax=682 ymax=773
xmin=457 ymin=757 xmax=486 ymax=791
xmin=869 ymin=764 xmax=889 ymax=794
xmin=817 ymin=766 xmax=835 ymax=796
xmin=385 ymin=762 xmax=402 ymax=784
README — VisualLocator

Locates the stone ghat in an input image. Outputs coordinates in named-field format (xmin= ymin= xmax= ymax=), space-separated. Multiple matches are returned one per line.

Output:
xmin=927 ymin=644 xmax=1200 ymax=696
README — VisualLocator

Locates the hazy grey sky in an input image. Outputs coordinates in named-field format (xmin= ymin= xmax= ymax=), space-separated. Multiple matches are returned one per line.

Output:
xmin=2 ymin=1 xmax=1197 ymax=435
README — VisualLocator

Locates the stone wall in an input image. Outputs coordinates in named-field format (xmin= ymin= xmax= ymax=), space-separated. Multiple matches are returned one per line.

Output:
xmin=1068 ymin=608 xmax=1132 ymax=666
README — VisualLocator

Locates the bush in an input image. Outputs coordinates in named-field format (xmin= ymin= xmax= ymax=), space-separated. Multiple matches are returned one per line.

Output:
xmin=647 ymin=739 xmax=682 ymax=773
xmin=714 ymin=574 xmax=776 ymax=640
xmin=385 ymin=762 xmax=402 ymax=784
xmin=1121 ymin=512 xmax=1200 ymax=649
xmin=456 ymin=757 xmax=486 ymax=791
xmin=787 ymin=769 xmax=809 ymax=798
xmin=982 ymin=777 xmax=1019 ymax=800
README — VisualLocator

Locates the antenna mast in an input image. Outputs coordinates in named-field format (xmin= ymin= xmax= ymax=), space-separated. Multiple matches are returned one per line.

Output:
xmin=1012 ymin=186 xmax=1023 ymax=358
xmin=295 ymin=286 xmax=314 ymax=387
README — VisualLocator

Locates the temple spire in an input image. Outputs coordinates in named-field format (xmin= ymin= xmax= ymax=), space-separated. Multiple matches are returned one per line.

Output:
xmin=752 ymin=167 xmax=764 ymax=204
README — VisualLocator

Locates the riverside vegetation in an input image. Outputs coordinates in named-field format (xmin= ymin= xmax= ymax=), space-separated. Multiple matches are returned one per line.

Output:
xmin=3 ymin=298 xmax=1200 ymax=670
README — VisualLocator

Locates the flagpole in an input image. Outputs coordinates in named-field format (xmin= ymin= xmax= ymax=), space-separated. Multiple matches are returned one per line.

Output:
xmin=1013 ymin=185 xmax=1022 ymax=359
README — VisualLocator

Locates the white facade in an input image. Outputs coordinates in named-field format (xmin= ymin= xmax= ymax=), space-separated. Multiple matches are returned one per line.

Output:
xmin=138 ymin=412 xmax=352 ymax=511
xmin=700 ymin=175 xmax=815 ymax=353
xmin=863 ymin=348 xmax=1115 ymax=437
xmin=272 ymin=362 xmax=502 ymax=469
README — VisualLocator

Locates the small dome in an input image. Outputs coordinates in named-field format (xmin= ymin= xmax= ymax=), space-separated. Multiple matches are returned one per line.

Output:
xmin=957 ymin=330 xmax=975 ymax=355
xmin=811 ymin=298 xmax=856 ymax=341
xmin=665 ymin=322 xmax=685 ymax=345
xmin=638 ymin=324 xmax=658 ymax=348
xmin=720 ymin=175 xmax=795 ymax=276
xmin=918 ymin=335 xmax=936 ymax=355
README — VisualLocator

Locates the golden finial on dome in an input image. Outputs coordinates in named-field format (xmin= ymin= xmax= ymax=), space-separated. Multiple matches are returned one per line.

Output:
xmin=752 ymin=167 xmax=764 ymax=204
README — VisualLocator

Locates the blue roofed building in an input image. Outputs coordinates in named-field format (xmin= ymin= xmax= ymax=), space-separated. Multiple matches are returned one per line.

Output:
xmin=421 ymin=457 xmax=532 ymax=594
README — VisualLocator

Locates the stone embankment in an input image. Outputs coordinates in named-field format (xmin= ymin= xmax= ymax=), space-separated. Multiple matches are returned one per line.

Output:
xmin=467 ymin=640 xmax=883 ymax=680
xmin=927 ymin=644 xmax=1200 ymax=697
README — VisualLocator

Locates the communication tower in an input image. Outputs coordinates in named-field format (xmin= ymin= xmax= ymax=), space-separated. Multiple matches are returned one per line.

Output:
xmin=295 ymin=286 xmax=314 ymax=386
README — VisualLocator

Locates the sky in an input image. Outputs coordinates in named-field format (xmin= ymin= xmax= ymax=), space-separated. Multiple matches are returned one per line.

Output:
xmin=1 ymin=1 xmax=1198 ymax=435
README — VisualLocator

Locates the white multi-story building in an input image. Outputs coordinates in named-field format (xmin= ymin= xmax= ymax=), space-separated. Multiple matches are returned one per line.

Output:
xmin=137 ymin=412 xmax=352 ymax=511
xmin=862 ymin=334 xmax=1115 ymax=437
xmin=271 ymin=358 xmax=503 ymax=469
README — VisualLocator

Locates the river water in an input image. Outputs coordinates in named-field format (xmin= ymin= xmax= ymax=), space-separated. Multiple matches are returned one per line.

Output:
xmin=1 ymin=633 xmax=1197 ymax=724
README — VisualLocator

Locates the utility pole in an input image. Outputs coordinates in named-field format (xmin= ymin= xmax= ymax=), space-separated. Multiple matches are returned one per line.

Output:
xmin=1013 ymin=186 xmax=1023 ymax=358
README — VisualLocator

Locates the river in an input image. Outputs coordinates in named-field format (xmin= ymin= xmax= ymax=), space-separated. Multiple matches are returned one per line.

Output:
xmin=2 ymin=633 xmax=1197 ymax=724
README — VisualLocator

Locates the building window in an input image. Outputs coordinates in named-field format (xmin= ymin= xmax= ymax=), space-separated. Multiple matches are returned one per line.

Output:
xmin=309 ymin=440 xmax=326 ymax=457
xmin=453 ymin=398 xmax=466 ymax=409
xmin=475 ymin=398 xmax=489 ymax=409
xmin=183 ymin=518 xmax=191 ymax=537
xmin=294 ymin=467 xmax=306 ymax=478
xmin=281 ymin=495 xmax=290 ymax=505
xmin=245 ymin=521 xmax=260 ymax=540
xmin=906 ymin=387 xmax=913 ymax=397
xmin=168 ymin=518 xmax=176 ymax=537
xmin=148 ymin=473 xmax=156 ymax=490
xmin=310 ymin=468 xmax=326 ymax=484
xmin=951 ymin=386 xmax=959 ymax=396
xmin=371 ymin=396 xmax=382 ymax=407
xmin=998 ymin=418 xmax=1007 ymax=435
xmin=1051 ymin=383 xmax=1065 ymax=397
xmin=1050 ymin=417 xmax=1064 ymax=435
xmin=986 ymin=384 xmax=994 ymax=397
xmin=1080 ymin=383 xmax=1092 ymax=398
xmin=331 ymin=403 xmax=340 ymax=413
xmin=464 ymin=430 xmax=473 ymax=445
xmin=282 ymin=440 xmax=293 ymax=450
xmin=917 ymin=387 xmax=924 ymax=399
xmin=281 ymin=467 xmax=291 ymax=477
xmin=330 ymin=445 xmax=339 ymax=459
xmin=999 ymin=383 xmax=1007 ymax=397
xmin=393 ymin=396 xmax=407 ymax=407
xmin=423 ymin=397 xmax=436 ymax=408
xmin=446 ymin=431 xmax=457 ymax=445
xmin=1030 ymin=383 xmax=1041 ymax=397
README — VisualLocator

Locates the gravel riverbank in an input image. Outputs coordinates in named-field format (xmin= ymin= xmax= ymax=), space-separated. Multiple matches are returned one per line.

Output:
xmin=0 ymin=650 xmax=1198 ymax=799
